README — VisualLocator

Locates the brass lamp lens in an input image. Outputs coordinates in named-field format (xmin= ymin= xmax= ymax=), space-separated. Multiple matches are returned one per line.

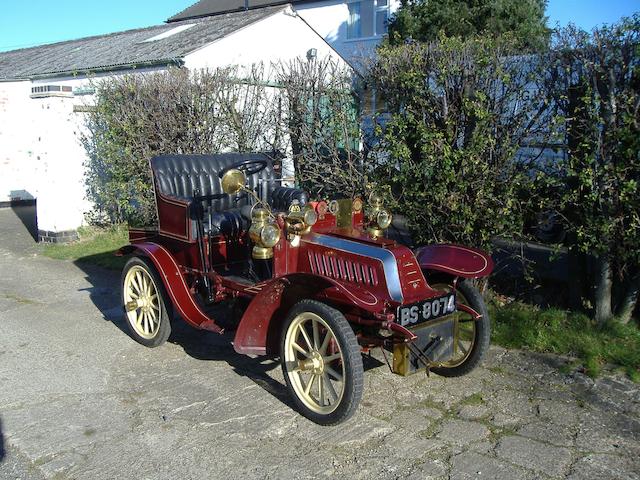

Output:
xmin=260 ymin=224 xmax=281 ymax=248
xmin=303 ymin=207 xmax=318 ymax=226
xmin=221 ymin=169 xmax=246 ymax=195
xmin=377 ymin=210 xmax=392 ymax=229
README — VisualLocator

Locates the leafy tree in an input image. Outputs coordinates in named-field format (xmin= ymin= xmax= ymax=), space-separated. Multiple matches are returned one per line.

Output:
xmin=388 ymin=0 xmax=550 ymax=51
xmin=277 ymin=57 xmax=366 ymax=198
xmin=367 ymin=35 xmax=546 ymax=250
xmin=536 ymin=17 xmax=640 ymax=324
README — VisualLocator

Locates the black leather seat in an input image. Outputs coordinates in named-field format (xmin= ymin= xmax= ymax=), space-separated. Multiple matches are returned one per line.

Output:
xmin=150 ymin=153 xmax=310 ymax=238
xmin=152 ymin=153 xmax=276 ymax=211
xmin=208 ymin=209 xmax=248 ymax=238
xmin=269 ymin=186 xmax=309 ymax=211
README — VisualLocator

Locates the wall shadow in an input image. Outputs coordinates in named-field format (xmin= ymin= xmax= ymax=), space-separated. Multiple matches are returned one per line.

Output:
xmin=0 ymin=415 xmax=5 ymax=462
xmin=9 ymin=200 xmax=38 ymax=243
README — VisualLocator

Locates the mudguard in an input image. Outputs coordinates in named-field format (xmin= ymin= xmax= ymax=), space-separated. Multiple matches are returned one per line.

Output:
xmin=233 ymin=273 xmax=383 ymax=356
xmin=118 ymin=242 xmax=222 ymax=333
xmin=415 ymin=244 xmax=493 ymax=279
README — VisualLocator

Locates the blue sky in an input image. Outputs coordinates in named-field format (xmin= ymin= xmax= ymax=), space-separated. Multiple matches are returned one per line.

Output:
xmin=0 ymin=0 xmax=638 ymax=53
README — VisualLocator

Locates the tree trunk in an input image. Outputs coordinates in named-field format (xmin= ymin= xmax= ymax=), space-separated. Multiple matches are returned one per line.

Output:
xmin=568 ymin=240 xmax=586 ymax=311
xmin=617 ymin=274 xmax=639 ymax=325
xmin=594 ymin=256 xmax=613 ymax=325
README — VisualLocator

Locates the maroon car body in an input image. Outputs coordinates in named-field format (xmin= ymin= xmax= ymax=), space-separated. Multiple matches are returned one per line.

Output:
xmin=118 ymin=153 xmax=493 ymax=424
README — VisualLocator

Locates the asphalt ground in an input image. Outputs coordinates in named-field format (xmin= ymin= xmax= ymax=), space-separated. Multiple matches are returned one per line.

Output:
xmin=0 ymin=205 xmax=639 ymax=479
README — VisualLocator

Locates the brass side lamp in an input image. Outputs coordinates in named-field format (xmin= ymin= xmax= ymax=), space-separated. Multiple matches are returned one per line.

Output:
xmin=364 ymin=193 xmax=392 ymax=238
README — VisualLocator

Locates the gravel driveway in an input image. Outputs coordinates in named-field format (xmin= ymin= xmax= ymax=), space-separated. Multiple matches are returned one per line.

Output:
xmin=1 ymin=206 xmax=639 ymax=479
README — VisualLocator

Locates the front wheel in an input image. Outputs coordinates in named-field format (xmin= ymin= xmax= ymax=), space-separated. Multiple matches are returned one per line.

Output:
xmin=280 ymin=300 xmax=363 ymax=425
xmin=430 ymin=278 xmax=490 ymax=377
xmin=121 ymin=256 xmax=172 ymax=347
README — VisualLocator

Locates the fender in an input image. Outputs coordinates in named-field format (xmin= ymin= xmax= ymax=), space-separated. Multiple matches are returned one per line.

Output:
xmin=117 ymin=243 xmax=222 ymax=333
xmin=415 ymin=244 xmax=494 ymax=279
xmin=233 ymin=273 xmax=383 ymax=356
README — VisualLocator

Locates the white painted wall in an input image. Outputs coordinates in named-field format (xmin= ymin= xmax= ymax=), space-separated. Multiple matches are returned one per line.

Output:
xmin=184 ymin=7 xmax=350 ymax=73
xmin=0 ymin=68 xmax=167 ymax=234
xmin=0 ymin=81 xmax=39 ymax=203
xmin=296 ymin=0 xmax=400 ymax=63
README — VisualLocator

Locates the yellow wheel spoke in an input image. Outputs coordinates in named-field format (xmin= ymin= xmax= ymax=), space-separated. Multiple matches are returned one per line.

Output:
xmin=318 ymin=373 xmax=324 ymax=406
xmin=323 ymin=373 xmax=338 ymax=402
xmin=325 ymin=366 xmax=342 ymax=382
xmin=304 ymin=374 xmax=316 ymax=396
xmin=292 ymin=342 xmax=310 ymax=357
xmin=319 ymin=331 xmax=331 ymax=354
xmin=312 ymin=320 xmax=320 ymax=350
xmin=298 ymin=325 xmax=313 ymax=351
xmin=135 ymin=272 xmax=143 ymax=294
xmin=143 ymin=312 xmax=150 ymax=334
xmin=323 ymin=353 xmax=341 ymax=363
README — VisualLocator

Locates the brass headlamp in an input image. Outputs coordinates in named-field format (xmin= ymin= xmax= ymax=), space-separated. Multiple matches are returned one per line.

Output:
xmin=365 ymin=193 xmax=392 ymax=238
xmin=249 ymin=208 xmax=281 ymax=259
xmin=285 ymin=201 xmax=317 ymax=238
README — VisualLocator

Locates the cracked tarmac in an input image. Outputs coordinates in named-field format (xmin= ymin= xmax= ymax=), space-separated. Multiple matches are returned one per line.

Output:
xmin=0 ymin=206 xmax=639 ymax=479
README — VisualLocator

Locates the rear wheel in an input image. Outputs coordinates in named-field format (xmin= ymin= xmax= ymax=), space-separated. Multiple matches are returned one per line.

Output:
xmin=430 ymin=279 xmax=490 ymax=377
xmin=280 ymin=300 xmax=363 ymax=425
xmin=121 ymin=256 xmax=172 ymax=347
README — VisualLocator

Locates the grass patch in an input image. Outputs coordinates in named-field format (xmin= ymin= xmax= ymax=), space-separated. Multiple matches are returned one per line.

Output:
xmin=42 ymin=225 xmax=129 ymax=270
xmin=459 ymin=392 xmax=485 ymax=406
xmin=491 ymin=301 xmax=640 ymax=381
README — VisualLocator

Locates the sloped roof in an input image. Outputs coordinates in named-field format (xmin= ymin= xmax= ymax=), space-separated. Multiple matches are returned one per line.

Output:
xmin=169 ymin=0 xmax=312 ymax=22
xmin=0 ymin=5 xmax=284 ymax=81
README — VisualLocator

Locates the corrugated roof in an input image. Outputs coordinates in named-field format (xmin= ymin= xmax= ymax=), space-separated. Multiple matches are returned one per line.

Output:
xmin=0 ymin=6 xmax=285 ymax=81
xmin=169 ymin=0 xmax=311 ymax=22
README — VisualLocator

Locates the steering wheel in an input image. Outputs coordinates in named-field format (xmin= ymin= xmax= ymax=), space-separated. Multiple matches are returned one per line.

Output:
xmin=218 ymin=159 xmax=268 ymax=179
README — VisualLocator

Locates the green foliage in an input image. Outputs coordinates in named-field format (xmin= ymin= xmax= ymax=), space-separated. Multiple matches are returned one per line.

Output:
xmin=534 ymin=16 xmax=640 ymax=322
xmin=492 ymin=301 xmax=640 ymax=381
xmin=388 ymin=0 xmax=550 ymax=52
xmin=42 ymin=225 xmax=129 ymax=270
xmin=368 ymin=36 xmax=544 ymax=249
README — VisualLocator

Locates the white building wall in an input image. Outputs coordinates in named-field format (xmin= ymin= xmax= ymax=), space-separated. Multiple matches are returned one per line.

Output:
xmin=0 ymin=81 xmax=39 ymax=203
xmin=0 ymin=68 xmax=167 ymax=237
xmin=184 ymin=7 xmax=350 ymax=73
xmin=296 ymin=0 xmax=400 ymax=63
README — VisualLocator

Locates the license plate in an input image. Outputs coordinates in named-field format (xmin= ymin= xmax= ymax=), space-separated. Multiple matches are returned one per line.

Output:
xmin=397 ymin=293 xmax=456 ymax=328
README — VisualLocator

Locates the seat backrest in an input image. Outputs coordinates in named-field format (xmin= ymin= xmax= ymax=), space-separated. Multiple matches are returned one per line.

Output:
xmin=151 ymin=153 xmax=276 ymax=212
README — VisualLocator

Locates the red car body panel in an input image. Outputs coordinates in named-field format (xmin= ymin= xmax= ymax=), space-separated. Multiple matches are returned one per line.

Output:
xmin=120 ymin=242 xmax=223 ymax=333
xmin=416 ymin=244 xmax=494 ymax=279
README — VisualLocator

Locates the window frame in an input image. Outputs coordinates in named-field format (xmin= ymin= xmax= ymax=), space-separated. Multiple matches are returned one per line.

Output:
xmin=346 ymin=0 xmax=390 ymax=41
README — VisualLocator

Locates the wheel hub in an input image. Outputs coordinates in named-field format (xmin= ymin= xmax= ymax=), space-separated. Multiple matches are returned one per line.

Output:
xmin=299 ymin=351 xmax=325 ymax=374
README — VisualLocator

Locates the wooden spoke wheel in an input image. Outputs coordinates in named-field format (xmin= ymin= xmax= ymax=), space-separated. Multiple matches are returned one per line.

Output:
xmin=430 ymin=279 xmax=490 ymax=377
xmin=121 ymin=257 xmax=172 ymax=347
xmin=281 ymin=300 xmax=363 ymax=425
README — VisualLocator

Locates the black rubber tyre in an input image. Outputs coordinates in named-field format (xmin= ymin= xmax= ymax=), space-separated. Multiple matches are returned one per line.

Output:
xmin=431 ymin=279 xmax=490 ymax=377
xmin=280 ymin=299 xmax=363 ymax=425
xmin=121 ymin=256 xmax=172 ymax=348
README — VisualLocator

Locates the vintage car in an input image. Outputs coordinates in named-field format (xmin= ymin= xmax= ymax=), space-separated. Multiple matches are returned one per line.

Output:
xmin=118 ymin=153 xmax=493 ymax=425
